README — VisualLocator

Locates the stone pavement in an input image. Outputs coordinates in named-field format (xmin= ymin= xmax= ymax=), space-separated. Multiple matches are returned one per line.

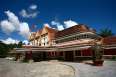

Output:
xmin=0 ymin=58 xmax=116 ymax=77
xmin=0 ymin=59 xmax=74 ymax=77
xmin=62 ymin=61 xmax=116 ymax=77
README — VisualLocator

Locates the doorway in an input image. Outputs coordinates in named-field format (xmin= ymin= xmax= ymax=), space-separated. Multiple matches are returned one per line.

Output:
xmin=65 ymin=51 xmax=74 ymax=61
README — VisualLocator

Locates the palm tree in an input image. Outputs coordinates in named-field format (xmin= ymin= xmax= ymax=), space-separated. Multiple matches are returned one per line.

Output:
xmin=99 ymin=28 xmax=113 ymax=37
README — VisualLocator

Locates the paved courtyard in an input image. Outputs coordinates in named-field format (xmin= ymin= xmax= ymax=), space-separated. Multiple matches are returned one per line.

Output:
xmin=62 ymin=60 xmax=116 ymax=77
xmin=0 ymin=58 xmax=116 ymax=77
xmin=0 ymin=58 xmax=74 ymax=77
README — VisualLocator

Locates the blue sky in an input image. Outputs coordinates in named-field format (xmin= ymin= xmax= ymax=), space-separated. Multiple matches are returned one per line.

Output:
xmin=0 ymin=0 xmax=115 ymax=44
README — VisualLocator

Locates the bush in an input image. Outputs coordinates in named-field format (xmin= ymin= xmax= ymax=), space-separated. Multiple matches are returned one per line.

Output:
xmin=57 ymin=56 xmax=64 ymax=60
xmin=92 ymin=43 xmax=103 ymax=61
xmin=112 ymin=56 xmax=116 ymax=61
xmin=0 ymin=41 xmax=9 ymax=58
xmin=0 ymin=41 xmax=23 ymax=58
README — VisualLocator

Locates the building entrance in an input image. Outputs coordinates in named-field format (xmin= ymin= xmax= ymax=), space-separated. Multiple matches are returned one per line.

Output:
xmin=65 ymin=51 xmax=74 ymax=61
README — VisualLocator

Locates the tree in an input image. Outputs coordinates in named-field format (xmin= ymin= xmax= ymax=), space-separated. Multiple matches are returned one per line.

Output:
xmin=92 ymin=42 xmax=104 ymax=66
xmin=17 ymin=41 xmax=23 ymax=48
xmin=92 ymin=43 xmax=103 ymax=61
xmin=99 ymin=28 xmax=114 ymax=37
xmin=0 ymin=41 xmax=23 ymax=58
xmin=0 ymin=41 xmax=9 ymax=58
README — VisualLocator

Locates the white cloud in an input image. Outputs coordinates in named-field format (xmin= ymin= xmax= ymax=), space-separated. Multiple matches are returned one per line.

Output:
xmin=20 ymin=4 xmax=38 ymax=18
xmin=23 ymin=40 xmax=29 ymax=45
xmin=29 ymin=4 xmax=37 ymax=10
xmin=0 ymin=11 xmax=20 ymax=34
xmin=5 ymin=11 xmax=20 ymax=30
xmin=44 ymin=23 xmax=51 ymax=28
xmin=19 ymin=22 xmax=30 ymax=38
xmin=57 ymin=25 xmax=64 ymax=31
xmin=19 ymin=10 xmax=27 ymax=17
xmin=51 ymin=20 xmax=78 ymax=30
xmin=20 ymin=9 xmax=38 ymax=18
xmin=51 ymin=21 xmax=64 ymax=31
xmin=0 ymin=20 xmax=15 ymax=34
xmin=1 ymin=37 xmax=19 ymax=44
xmin=64 ymin=20 xmax=78 ymax=28
xmin=44 ymin=23 xmax=57 ymax=30
xmin=0 ymin=10 xmax=30 ymax=39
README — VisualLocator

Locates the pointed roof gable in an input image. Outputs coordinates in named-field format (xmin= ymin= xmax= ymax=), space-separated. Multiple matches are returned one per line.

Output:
xmin=29 ymin=32 xmax=36 ymax=40
xmin=35 ymin=29 xmax=42 ymax=37
xmin=41 ymin=25 xmax=58 ymax=35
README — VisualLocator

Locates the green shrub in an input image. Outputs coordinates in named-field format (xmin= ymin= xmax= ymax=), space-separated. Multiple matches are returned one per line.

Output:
xmin=112 ymin=56 xmax=116 ymax=61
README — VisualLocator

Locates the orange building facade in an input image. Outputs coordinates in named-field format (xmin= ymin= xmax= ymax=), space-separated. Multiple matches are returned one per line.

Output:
xmin=14 ymin=24 xmax=116 ymax=61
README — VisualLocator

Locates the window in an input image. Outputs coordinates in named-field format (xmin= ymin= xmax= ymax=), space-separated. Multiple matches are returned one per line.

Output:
xmin=84 ymin=34 xmax=86 ymax=38
xmin=75 ymin=50 xmax=81 ymax=56
xmin=76 ymin=36 xmax=79 ymax=40
xmin=86 ymin=34 xmax=88 ymax=38
xmin=78 ymin=35 xmax=81 ymax=39
xmin=59 ymin=52 xmax=63 ymax=56
xmin=56 ymin=41 xmax=59 ymax=43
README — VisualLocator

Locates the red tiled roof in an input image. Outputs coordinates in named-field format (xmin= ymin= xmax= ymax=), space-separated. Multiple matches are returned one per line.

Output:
xmin=103 ymin=36 xmax=116 ymax=45
xmin=35 ymin=26 xmax=58 ymax=37
xmin=45 ymin=26 xmax=58 ymax=33
xmin=55 ymin=24 xmax=94 ymax=38
xmin=45 ymin=26 xmax=58 ymax=40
